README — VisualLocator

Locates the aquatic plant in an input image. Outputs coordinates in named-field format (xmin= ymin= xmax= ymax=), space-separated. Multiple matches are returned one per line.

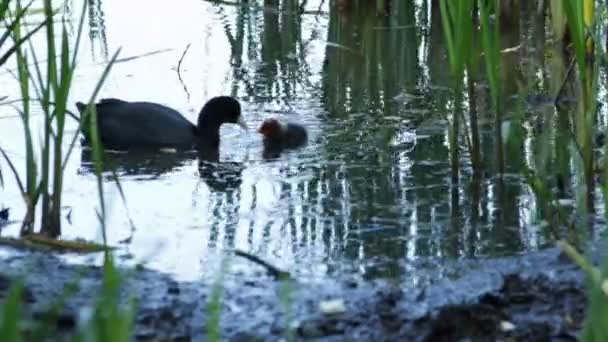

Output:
xmin=478 ymin=0 xmax=504 ymax=175
xmin=0 ymin=255 xmax=134 ymax=341
xmin=559 ymin=240 xmax=608 ymax=342
xmin=562 ymin=0 xmax=597 ymax=216
xmin=75 ymin=255 xmax=136 ymax=342
xmin=0 ymin=1 xmax=132 ymax=337
xmin=558 ymin=0 xmax=608 ymax=340
xmin=0 ymin=0 xmax=47 ymax=189
xmin=0 ymin=0 xmax=118 ymax=239
xmin=439 ymin=0 xmax=474 ymax=183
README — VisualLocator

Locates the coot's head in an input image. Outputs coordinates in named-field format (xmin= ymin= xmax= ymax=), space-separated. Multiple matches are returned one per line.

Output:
xmin=258 ymin=118 xmax=283 ymax=140
xmin=197 ymin=96 xmax=247 ymax=132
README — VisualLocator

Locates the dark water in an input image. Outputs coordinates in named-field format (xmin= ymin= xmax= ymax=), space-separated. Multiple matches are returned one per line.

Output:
xmin=0 ymin=0 xmax=604 ymax=281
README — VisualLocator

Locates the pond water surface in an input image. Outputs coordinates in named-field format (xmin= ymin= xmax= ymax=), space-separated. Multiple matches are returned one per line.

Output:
xmin=0 ymin=0 xmax=603 ymax=282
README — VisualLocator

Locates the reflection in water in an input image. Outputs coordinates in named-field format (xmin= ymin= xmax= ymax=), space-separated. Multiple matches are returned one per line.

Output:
xmin=86 ymin=0 xmax=108 ymax=61
xmin=79 ymin=148 xmax=197 ymax=179
xmin=80 ymin=146 xmax=244 ymax=192
xmin=198 ymin=160 xmax=244 ymax=192
xmin=0 ymin=0 xmax=589 ymax=281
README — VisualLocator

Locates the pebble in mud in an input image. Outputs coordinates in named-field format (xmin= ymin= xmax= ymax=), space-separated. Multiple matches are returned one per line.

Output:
xmin=230 ymin=331 xmax=265 ymax=342
xmin=167 ymin=282 xmax=180 ymax=295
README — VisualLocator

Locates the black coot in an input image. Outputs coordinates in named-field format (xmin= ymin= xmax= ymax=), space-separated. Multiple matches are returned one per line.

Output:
xmin=75 ymin=96 xmax=247 ymax=150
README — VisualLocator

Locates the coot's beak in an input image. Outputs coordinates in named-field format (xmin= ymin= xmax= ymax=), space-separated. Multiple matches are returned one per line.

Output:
xmin=237 ymin=115 xmax=248 ymax=131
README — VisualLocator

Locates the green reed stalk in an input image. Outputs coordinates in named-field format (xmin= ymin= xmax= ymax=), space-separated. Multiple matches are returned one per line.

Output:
xmin=11 ymin=1 xmax=36 ymax=231
xmin=478 ymin=0 xmax=504 ymax=175
xmin=560 ymin=239 xmax=608 ymax=342
xmin=439 ymin=0 xmax=474 ymax=184
xmin=562 ymin=0 xmax=597 ymax=211
xmin=0 ymin=0 xmax=47 ymax=232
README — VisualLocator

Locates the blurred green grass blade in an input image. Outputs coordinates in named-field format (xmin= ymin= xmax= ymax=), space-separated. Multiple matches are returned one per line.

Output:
xmin=0 ymin=0 xmax=10 ymax=19
xmin=440 ymin=0 xmax=473 ymax=79
xmin=17 ymin=107 xmax=38 ymax=196
xmin=0 ymin=18 xmax=47 ymax=68
xmin=0 ymin=0 xmax=36 ymax=51
xmin=479 ymin=0 xmax=499 ymax=105
xmin=71 ymin=48 xmax=121 ymax=246
xmin=0 ymin=280 xmax=24 ymax=342
xmin=562 ymin=1 xmax=586 ymax=77
xmin=78 ymin=255 xmax=135 ymax=341
xmin=11 ymin=2 xmax=39 ymax=199
xmin=207 ymin=258 xmax=228 ymax=342
xmin=26 ymin=34 xmax=50 ymax=203
xmin=558 ymin=241 xmax=600 ymax=282
xmin=280 ymin=278 xmax=295 ymax=342
xmin=109 ymin=262 xmax=135 ymax=341
xmin=110 ymin=168 xmax=136 ymax=232
xmin=43 ymin=0 xmax=58 ymax=95
xmin=28 ymin=275 xmax=81 ymax=341
xmin=26 ymin=38 xmax=46 ymax=103
xmin=62 ymin=48 xmax=121 ymax=171
xmin=559 ymin=240 xmax=608 ymax=341
xmin=90 ymin=103 xmax=108 ymax=246
xmin=439 ymin=0 xmax=456 ymax=73
xmin=550 ymin=0 xmax=567 ymax=40
xmin=58 ymin=26 xmax=71 ymax=103
xmin=0 ymin=0 xmax=33 ymax=47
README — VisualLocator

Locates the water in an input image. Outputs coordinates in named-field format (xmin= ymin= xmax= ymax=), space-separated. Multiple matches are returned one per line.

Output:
xmin=0 ymin=0 xmax=600 ymax=282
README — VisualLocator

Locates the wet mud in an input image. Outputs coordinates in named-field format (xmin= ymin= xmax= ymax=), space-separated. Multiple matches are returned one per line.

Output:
xmin=0 ymin=245 xmax=589 ymax=341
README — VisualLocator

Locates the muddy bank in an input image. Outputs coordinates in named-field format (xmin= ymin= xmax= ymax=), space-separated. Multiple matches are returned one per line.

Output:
xmin=0 ymin=245 xmax=590 ymax=341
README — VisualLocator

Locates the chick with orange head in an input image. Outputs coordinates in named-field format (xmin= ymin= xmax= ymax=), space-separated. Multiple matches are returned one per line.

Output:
xmin=258 ymin=118 xmax=308 ymax=151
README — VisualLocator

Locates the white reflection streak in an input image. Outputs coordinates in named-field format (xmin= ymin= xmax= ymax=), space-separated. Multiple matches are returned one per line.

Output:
xmin=523 ymin=121 xmax=535 ymax=170
xmin=407 ymin=205 xmax=418 ymax=260
xmin=358 ymin=244 xmax=366 ymax=275
xmin=486 ymin=179 xmax=495 ymax=226
xmin=341 ymin=165 xmax=351 ymax=249
xmin=234 ymin=177 xmax=253 ymax=251
xmin=417 ymin=0 xmax=430 ymax=89
xmin=434 ymin=203 xmax=444 ymax=258
xmin=518 ymin=191 xmax=538 ymax=249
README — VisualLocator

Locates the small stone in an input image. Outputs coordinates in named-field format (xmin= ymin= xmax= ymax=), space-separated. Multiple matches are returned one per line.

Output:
xmin=500 ymin=320 xmax=516 ymax=332
xmin=231 ymin=331 xmax=264 ymax=342
xmin=298 ymin=320 xmax=325 ymax=339
xmin=601 ymin=279 xmax=608 ymax=297
xmin=344 ymin=278 xmax=358 ymax=288
xmin=56 ymin=312 xmax=76 ymax=329
xmin=0 ymin=208 xmax=8 ymax=221
xmin=168 ymin=283 xmax=180 ymax=295
xmin=320 ymin=299 xmax=346 ymax=315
